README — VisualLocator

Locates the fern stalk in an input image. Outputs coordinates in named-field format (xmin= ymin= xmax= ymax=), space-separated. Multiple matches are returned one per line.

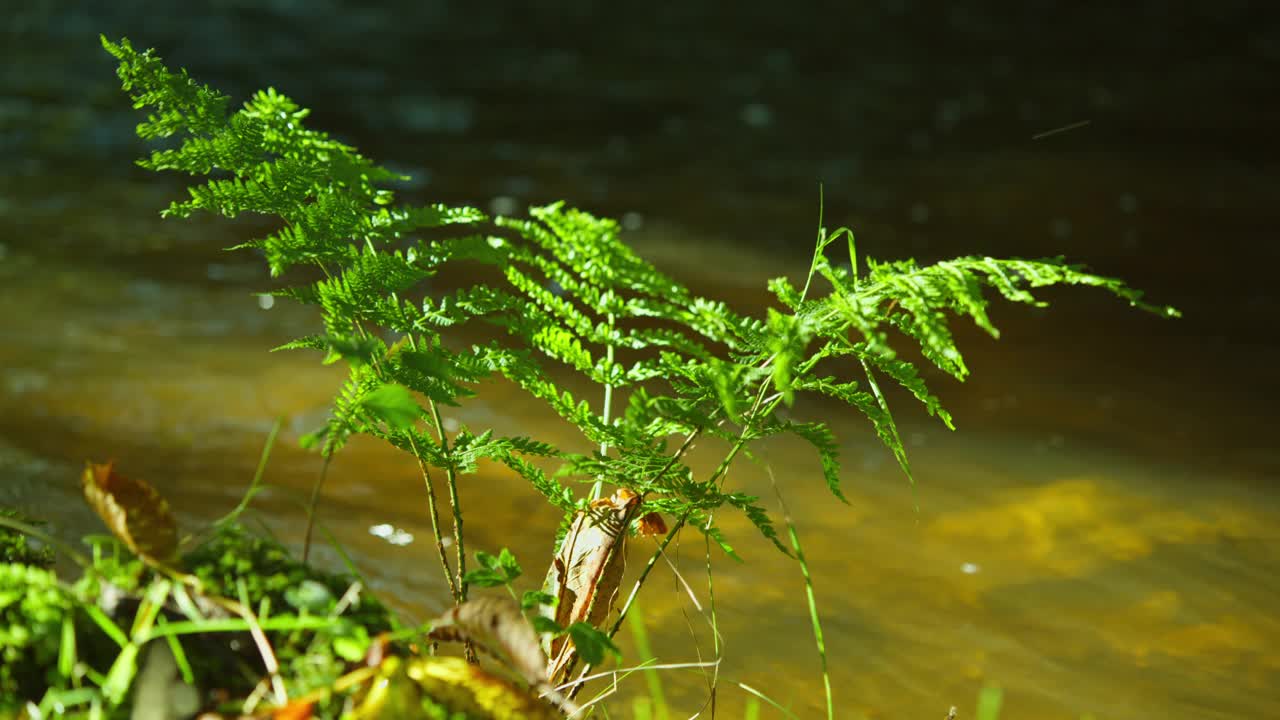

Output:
xmin=300 ymin=455 xmax=332 ymax=564
xmin=409 ymin=434 xmax=459 ymax=602
xmin=591 ymin=311 xmax=618 ymax=502
xmin=428 ymin=401 xmax=468 ymax=600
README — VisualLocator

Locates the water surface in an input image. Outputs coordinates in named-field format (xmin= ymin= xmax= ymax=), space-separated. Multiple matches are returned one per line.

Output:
xmin=3 ymin=3 xmax=1278 ymax=718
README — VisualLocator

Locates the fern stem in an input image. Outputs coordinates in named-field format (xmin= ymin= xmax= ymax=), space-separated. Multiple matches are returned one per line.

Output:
xmin=300 ymin=453 xmax=332 ymax=563
xmin=592 ymin=359 xmax=781 ymax=685
xmin=428 ymin=401 xmax=468 ymax=603
xmin=424 ymin=399 xmax=476 ymax=663
xmin=408 ymin=433 xmax=459 ymax=603
xmin=591 ymin=311 xmax=617 ymax=502
xmin=704 ymin=529 xmax=720 ymax=712
xmin=799 ymin=186 xmax=827 ymax=301
xmin=562 ymin=424 xmax=705 ymax=699
xmin=603 ymin=378 xmax=783 ymax=649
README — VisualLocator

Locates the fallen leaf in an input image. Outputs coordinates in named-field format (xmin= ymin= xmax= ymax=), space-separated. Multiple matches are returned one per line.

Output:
xmin=352 ymin=656 xmax=561 ymax=720
xmin=428 ymin=596 xmax=547 ymax=686
xmin=81 ymin=462 xmax=178 ymax=564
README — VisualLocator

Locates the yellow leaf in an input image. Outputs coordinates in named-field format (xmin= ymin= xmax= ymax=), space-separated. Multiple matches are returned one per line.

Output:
xmin=409 ymin=656 xmax=561 ymax=720
xmin=353 ymin=656 xmax=561 ymax=720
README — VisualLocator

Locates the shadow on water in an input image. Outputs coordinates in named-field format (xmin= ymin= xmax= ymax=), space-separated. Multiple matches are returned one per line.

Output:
xmin=2 ymin=2 xmax=1279 ymax=718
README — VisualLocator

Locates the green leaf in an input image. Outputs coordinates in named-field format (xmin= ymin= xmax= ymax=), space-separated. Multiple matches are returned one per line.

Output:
xmin=485 ymin=547 xmax=522 ymax=579
xmin=765 ymin=308 xmax=810 ymax=406
xmin=521 ymin=590 xmax=556 ymax=612
xmin=532 ymin=616 xmax=564 ymax=635
xmin=283 ymin=579 xmax=335 ymax=612
xmin=724 ymin=493 xmax=790 ymax=556
xmin=102 ymin=642 xmax=140 ymax=705
xmin=784 ymin=421 xmax=848 ymax=503
xmin=460 ymin=568 xmax=507 ymax=588
xmin=463 ymin=548 xmax=522 ymax=587
xmin=359 ymin=383 xmax=422 ymax=431
xmin=673 ymin=510 xmax=742 ymax=562
xmin=566 ymin=622 xmax=620 ymax=666
xmin=332 ymin=625 xmax=371 ymax=662
xmin=298 ymin=427 xmax=325 ymax=450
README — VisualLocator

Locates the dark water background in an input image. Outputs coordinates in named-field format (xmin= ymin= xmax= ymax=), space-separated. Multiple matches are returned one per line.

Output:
xmin=2 ymin=2 xmax=1278 ymax=718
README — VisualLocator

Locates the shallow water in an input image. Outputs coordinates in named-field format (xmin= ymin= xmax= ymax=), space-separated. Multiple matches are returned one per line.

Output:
xmin=4 ymin=3 xmax=1280 ymax=718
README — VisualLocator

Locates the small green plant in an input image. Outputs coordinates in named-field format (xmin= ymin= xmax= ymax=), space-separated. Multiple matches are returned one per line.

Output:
xmin=0 ymin=493 xmax=401 ymax=717
xmin=27 ymin=35 xmax=1177 ymax=715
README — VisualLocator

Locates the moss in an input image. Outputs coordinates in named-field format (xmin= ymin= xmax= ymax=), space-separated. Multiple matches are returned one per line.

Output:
xmin=181 ymin=523 xmax=395 ymax=698
xmin=0 ymin=562 xmax=72 ymax=704
xmin=0 ymin=507 xmax=55 ymax=568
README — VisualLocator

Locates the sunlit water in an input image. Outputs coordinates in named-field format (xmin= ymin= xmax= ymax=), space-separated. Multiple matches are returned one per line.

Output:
xmin=4 ymin=3 xmax=1280 ymax=717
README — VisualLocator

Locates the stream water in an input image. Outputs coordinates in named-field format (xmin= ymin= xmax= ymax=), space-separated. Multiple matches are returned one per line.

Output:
xmin=3 ymin=2 xmax=1278 ymax=718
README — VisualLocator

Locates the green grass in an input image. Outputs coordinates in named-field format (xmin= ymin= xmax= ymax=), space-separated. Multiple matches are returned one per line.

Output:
xmin=627 ymin=602 xmax=670 ymax=720
xmin=976 ymin=685 xmax=1004 ymax=720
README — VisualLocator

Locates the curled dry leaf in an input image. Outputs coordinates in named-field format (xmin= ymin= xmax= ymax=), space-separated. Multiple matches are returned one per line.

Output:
xmin=543 ymin=487 xmax=639 ymax=681
xmin=428 ymin=596 xmax=548 ymax=686
xmin=637 ymin=511 xmax=667 ymax=537
xmin=81 ymin=461 xmax=179 ymax=564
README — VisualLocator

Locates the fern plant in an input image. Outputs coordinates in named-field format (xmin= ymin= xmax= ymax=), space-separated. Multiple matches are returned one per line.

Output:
xmin=102 ymin=34 xmax=1175 ymax=694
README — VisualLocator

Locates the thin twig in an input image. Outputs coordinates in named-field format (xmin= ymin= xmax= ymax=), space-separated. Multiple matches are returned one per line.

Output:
xmin=1031 ymin=119 xmax=1091 ymax=140
xmin=554 ymin=660 xmax=720 ymax=694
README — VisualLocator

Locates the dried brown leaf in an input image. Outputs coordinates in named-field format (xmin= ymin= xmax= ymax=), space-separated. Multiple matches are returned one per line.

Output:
xmin=81 ymin=461 xmax=178 ymax=564
xmin=429 ymin=596 xmax=547 ymax=686
xmin=637 ymin=511 xmax=667 ymax=537
xmin=543 ymin=487 xmax=638 ymax=680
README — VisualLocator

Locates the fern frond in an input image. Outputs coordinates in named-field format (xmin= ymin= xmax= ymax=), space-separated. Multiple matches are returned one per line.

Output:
xmin=101 ymin=36 xmax=230 ymax=139
xmin=108 ymin=37 xmax=1175 ymax=566
xmin=769 ymin=420 xmax=848 ymax=504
